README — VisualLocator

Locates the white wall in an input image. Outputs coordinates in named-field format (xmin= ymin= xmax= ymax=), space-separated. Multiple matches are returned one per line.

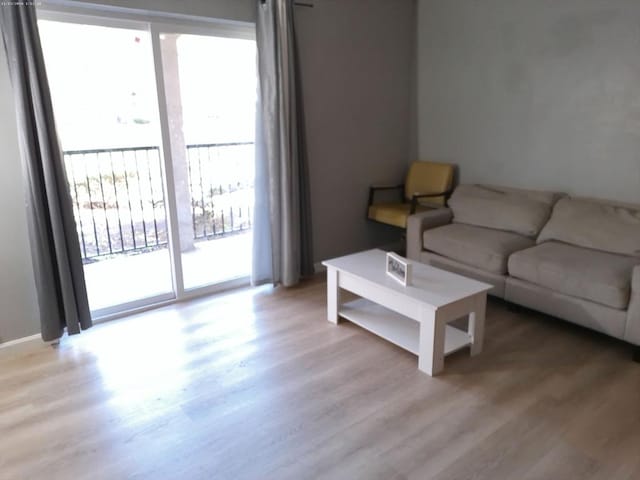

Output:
xmin=0 ymin=47 xmax=40 ymax=344
xmin=296 ymin=0 xmax=417 ymax=261
xmin=417 ymin=0 xmax=640 ymax=203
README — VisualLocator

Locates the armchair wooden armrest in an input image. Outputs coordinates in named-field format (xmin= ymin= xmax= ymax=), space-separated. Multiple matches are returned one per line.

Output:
xmin=368 ymin=184 xmax=404 ymax=207
xmin=409 ymin=189 xmax=454 ymax=214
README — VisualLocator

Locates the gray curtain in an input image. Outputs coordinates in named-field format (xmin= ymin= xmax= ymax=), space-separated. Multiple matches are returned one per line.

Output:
xmin=0 ymin=5 xmax=91 ymax=341
xmin=253 ymin=0 xmax=313 ymax=287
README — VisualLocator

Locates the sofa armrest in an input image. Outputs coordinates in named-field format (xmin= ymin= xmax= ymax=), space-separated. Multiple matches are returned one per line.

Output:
xmin=407 ymin=207 xmax=453 ymax=261
xmin=625 ymin=265 xmax=640 ymax=346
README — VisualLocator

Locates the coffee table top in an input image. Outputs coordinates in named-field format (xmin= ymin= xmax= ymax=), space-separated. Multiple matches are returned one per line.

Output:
xmin=322 ymin=249 xmax=492 ymax=309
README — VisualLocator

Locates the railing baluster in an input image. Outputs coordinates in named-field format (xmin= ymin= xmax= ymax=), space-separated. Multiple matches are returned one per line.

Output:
xmin=134 ymin=149 xmax=149 ymax=249
xmin=65 ymin=153 xmax=87 ymax=259
xmin=197 ymin=147 xmax=207 ymax=238
xmin=121 ymin=150 xmax=137 ymax=251
xmin=96 ymin=152 xmax=113 ymax=255
xmin=156 ymin=149 xmax=167 ymax=246
xmin=146 ymin=148 xmax=160 ymax=246
xmin=187 ymin=147 xmax=197 ymax=238
xmin=206 ymin=147 xmax=216 ymax=236
xmin=109 ymin=151 xmax=125 ymax=253
xmin=227 ymin=182 xmax=231 ymax=233
xmin=207 ymin=145 xmax=216 ymax=238
xmin=82 ymin=153 xmax=100 ymax=257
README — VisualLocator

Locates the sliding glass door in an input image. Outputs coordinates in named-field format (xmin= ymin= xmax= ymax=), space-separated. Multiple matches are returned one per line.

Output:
xmin=39 ymin=20 xmax=174 ymax=314
xmin=38 ymin=12 xmax=256 ymax=317
xmin=157 ymin=30 xmax=256 ymax=291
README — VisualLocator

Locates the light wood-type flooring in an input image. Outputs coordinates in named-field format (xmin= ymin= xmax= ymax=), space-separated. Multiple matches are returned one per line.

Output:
xmin=1 ymin=275 xmax=640 ymax=480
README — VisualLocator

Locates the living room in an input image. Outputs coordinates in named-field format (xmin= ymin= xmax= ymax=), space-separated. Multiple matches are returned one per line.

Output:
xmin=1 ymin=0 xmax=639 ymax=478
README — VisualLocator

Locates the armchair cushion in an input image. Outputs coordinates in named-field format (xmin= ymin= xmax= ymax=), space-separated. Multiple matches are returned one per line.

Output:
xmin=423 ymin=223 xmax=535 ymax=274
xmin=449 ymin=184 xmax=561 ymax=237
xmin=508 ymin=241 xmax=640 ymax=309
xmin=368 ymin=203 xmax=431 ymax=229
xmin=404 ymin=161 xmax=454 ymax=206
xmin=367 ymin=161 xmax=454 ymax=229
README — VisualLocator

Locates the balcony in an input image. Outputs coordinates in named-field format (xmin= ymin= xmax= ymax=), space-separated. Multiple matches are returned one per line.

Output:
xmin=64 ymin=142 xmax=253 ymax=311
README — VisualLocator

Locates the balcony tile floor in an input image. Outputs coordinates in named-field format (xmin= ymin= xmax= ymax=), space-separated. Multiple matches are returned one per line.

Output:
xmin=84 ymin=232 xmax=251 ymax=312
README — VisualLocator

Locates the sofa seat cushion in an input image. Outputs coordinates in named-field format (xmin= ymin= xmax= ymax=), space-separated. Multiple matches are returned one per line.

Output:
xmin=423 ymin=224 xmax=535 ymax=274
xmin=508 ymin=241 xmax=640 ymax=309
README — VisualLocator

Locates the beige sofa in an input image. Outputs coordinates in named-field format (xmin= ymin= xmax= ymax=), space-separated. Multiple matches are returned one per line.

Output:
xmin=407 ymin=184 xmax=640 ymax=361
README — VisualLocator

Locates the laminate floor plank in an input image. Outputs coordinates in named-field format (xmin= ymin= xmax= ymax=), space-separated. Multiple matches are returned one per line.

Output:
xmin=1 ymin=276 xmax=639 ymax=479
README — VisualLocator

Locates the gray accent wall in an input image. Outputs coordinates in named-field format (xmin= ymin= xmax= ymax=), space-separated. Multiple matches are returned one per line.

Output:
xmin=417 ymin=0 xmax=640 ymax=203
xmin=0 ymin=45 xmax=40 ymax=344
xmin=296 ymin=0 xmax=417 ymax=261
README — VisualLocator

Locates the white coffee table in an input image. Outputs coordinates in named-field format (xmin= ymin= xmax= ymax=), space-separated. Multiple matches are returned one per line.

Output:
xmin=322 ymin=249 xmax=492 ymax=376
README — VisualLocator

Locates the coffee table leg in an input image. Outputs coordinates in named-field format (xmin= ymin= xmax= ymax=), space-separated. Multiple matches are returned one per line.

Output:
xmin=418 ymin=309 xmax=445 ymax=376
xmin=327 ymin=267 xmax=340 ymax=324
xmin=469 ymin=294 xmax=486 ymax=356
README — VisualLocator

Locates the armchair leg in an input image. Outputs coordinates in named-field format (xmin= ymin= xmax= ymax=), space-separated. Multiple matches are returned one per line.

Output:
xmin=633 ymin=346 xmax=640 ymax=363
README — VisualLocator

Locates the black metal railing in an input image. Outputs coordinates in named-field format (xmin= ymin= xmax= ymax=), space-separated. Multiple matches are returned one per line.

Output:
xmin=63 ymin=142 xmax=254 ymax=262
xmin=186 ymin=142 xmax=253 ymax=240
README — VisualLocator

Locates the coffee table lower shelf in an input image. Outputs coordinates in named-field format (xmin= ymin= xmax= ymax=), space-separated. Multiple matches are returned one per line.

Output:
xmin=339 ymin=298 xmax=471 ymax=356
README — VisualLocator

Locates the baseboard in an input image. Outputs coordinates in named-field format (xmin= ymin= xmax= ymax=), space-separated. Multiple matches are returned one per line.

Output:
xmin=0 ymin=333 xmax=41 ymax=350
xmin=314 ymin=262 xmax=326 ymax=274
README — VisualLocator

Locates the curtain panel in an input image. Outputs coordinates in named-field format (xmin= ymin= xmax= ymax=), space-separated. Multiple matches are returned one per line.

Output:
xmin=0 ymin=4 xmax=91 ymax=341
xmin=253 ymin=0 xmax=313 ymax=287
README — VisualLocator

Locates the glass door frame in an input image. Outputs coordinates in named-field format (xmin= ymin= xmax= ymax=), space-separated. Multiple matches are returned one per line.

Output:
xmin=37 ymin=6 xmax=256 ymax=322
xmin=150 ymin=21 xmax=255 ymax=301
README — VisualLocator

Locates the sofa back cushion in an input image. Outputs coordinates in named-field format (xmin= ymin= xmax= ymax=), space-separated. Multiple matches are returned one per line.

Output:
xmin=448 ymin=184 xmax=561 ymax=237
xmin=537 ymin=197 xmax=640 ymax=257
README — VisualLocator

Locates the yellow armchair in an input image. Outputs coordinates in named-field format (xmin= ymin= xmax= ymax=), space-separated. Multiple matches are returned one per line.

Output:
xmin=367 ymin=161 xmax=454 ymax=229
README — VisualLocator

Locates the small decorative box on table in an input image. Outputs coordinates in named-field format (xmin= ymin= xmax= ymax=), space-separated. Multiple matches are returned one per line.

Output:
xmin=322 ymin=249 xmax=492 ymax=376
